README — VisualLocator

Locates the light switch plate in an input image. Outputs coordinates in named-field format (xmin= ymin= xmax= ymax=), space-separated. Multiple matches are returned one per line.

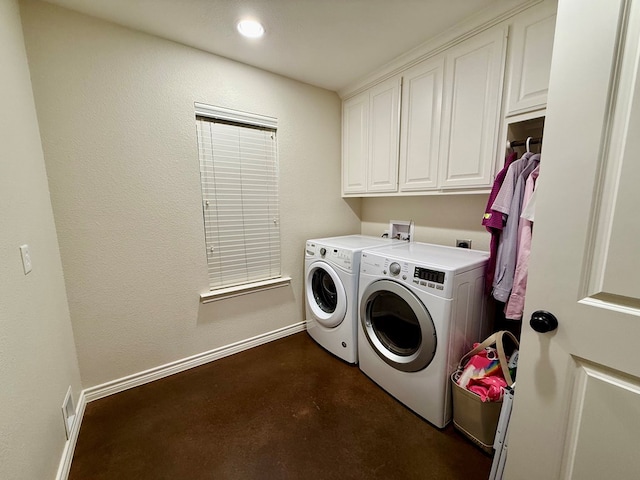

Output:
xmin=19 ymin=244 xmax=32 ymax=274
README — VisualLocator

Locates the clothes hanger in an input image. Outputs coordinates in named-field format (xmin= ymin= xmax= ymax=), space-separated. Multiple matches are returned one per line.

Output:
xmin=526 ymin=136 xmax=532 ymax=153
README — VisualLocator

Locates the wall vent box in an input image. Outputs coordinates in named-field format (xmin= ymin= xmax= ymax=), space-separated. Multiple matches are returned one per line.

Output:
xmin=389 ymin=220 xmax=414 ymax=241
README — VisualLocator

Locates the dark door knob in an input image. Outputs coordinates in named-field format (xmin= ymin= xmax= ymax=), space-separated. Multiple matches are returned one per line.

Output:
xmin=530 ymin=310 xmax=558 ymax=333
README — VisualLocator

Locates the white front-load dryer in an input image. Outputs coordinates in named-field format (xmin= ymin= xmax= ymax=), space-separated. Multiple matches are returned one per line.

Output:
xmin=305 ymin=235 xmax=396 ymax=363
xmin=357 ymin=242 xmax=489 ymax=428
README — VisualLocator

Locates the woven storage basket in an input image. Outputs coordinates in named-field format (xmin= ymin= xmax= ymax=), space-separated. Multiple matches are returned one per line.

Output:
xmin=451 ymin=331 xmax=518 ymax=453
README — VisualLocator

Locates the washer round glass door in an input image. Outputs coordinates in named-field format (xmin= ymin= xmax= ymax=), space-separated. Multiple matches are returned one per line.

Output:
xmin=306 ymin=261 xmax=347 ymax=328
xmin=360 ymin=279 xmax=437 ymax=372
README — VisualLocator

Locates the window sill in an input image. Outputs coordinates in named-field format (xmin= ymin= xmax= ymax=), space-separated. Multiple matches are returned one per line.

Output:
xmin=200 ymin=277 xmax=292 ymax=304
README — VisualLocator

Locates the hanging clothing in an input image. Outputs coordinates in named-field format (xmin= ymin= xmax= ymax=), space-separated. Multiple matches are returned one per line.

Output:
xmin=482 ymin=151 xmax=517 ymax=294
xmin=520 ymin=187 xmax=538 ymax=221
xmin=491 ymin=152 xmax=540 ymax=303
xmin=505 ymin=166 xmax=540 ymax=320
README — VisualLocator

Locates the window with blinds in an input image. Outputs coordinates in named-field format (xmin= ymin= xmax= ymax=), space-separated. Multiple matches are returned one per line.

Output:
xmin=195 ymin=104 xmax=281 ymax=291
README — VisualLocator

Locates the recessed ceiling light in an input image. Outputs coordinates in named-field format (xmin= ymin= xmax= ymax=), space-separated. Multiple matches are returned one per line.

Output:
xmin=237 ymin=19 xmax=265 ymax=38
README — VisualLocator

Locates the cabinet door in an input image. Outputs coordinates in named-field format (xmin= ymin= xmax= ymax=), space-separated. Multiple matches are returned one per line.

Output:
xmin=342 ymin=91 xmax=369 ymax=194
xmin=399 ymin=56 xmax=444 ymax=191
xmin=439 ymin=27 xmax=507 ymax=189
xmin=367 ymin=76 xmax=401 ymax=193
xmin=506 ymin=0 xmax=557 ymax=115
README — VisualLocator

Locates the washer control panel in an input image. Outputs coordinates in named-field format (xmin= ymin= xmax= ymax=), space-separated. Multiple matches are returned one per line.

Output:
xmin=306 ymin=241 xmax=355 ymax=273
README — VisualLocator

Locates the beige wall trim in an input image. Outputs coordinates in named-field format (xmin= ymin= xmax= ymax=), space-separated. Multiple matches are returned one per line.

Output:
xmin=83 ymin=321 xmax=306 ymax=403
xmin=55 ymin=392 xmax=87 ymax=480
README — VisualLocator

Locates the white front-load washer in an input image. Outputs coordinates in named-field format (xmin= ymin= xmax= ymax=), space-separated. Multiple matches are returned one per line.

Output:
xmin=305 ymin=235 xmax=396 ymax=364
xmin=357 ymin=242 xmax=489 ymax=428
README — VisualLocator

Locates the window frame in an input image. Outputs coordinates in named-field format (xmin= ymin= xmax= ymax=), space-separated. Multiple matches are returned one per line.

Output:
xmin=195 ymin=103 xmax=290 ymax=303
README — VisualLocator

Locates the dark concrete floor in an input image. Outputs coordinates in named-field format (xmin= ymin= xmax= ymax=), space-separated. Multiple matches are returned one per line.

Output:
xmin=69 ymin=332 xmax=492 ymax=479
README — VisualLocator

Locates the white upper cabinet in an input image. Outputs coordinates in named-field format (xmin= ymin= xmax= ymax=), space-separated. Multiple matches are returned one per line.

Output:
xmin=342 ymin=76 xmax=400 ymax=194
xmin=505 ymin=0 xmax=557 ymax=116
xmin=399 ymin=56 xmax=444 ymax=191
xmin=342 ymin=91 xmax=369 ymax=194
xmin=368 ymin=77 xmax=401 ymax=192
xmin=340 ymin=1 xmax=557 ymax=196
xmin=438 ymin=27 xmax=507 ymax=189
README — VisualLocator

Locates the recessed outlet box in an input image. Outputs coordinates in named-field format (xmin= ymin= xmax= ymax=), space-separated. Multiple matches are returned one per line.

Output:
xmin=456 ymin=239 xmax=472 ymax=249
xmin=389 ymin=220 xmax=414 ymax=242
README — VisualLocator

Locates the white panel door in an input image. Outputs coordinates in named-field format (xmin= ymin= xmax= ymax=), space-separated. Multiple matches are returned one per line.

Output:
xmin=506 ymin=0 xmax=557 ymax=116
xmin=399 ymin=56 xmax=444 ymax=191
xmin=506 ymin=0 xmax=640 ymax=478
xmin=367 ymin=76 xmax=401 ymax=193
xmin=342 ymin=91 xmax=368 ymax=194
xmin=439 ymin=26 xmax=507 ymax=189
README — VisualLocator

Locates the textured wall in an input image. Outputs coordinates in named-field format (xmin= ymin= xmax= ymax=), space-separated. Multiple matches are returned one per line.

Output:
xmin=360 ymin=195 xmax=490 ymax=251
xmin=0 ymin=1 xmax=82 ymax=478
xmin=20 ymin=1 xmax=360 ymax=388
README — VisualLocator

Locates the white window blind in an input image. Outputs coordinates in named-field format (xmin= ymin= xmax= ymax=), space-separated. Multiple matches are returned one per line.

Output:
xmin=196 ymin=110 xmax=280 ymax=290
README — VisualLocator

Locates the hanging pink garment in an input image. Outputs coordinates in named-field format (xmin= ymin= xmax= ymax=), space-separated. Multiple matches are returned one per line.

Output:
xmin=505 ymin=166 xmax=540 ymax=320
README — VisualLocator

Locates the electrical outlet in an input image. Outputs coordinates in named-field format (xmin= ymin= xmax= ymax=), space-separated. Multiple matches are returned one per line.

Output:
xmin=456 ymin=239 xmax=472 ymax=249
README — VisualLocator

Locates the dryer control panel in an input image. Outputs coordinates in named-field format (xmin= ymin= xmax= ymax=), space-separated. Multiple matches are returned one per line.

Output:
xmin=360 ymin=252 xmax=452 ymax=299
xmin=414 ymin=267 xmax=445 ymax=284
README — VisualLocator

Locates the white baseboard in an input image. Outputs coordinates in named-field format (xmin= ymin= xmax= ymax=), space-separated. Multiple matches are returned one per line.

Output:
xmin=56 ymin=321 xmax=306 ymax=479
xmin=55 ymin=390 xmax=86 ymax=480
xmin=84 ymin=321 xmax=306 ymax=403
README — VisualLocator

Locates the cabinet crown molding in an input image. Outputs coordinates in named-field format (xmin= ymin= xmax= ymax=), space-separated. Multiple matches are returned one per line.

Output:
xmin=339 ymin=0 xmax=542 ymax=100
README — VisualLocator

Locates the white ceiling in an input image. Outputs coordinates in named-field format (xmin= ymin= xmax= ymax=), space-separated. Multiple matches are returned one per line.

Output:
xmin=42 ymin=0 xmax=508 ymax=92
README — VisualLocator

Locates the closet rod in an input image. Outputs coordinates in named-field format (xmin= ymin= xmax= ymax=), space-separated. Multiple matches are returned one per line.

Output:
xmin=509 ymin=137 xmax=542 ymax=148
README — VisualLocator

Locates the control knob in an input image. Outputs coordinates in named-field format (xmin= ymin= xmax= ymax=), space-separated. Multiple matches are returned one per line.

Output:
xmin=320 ymin=248 xmax=326 ymax=257
xmin=389 ymin=262 xmax=401 ymax=276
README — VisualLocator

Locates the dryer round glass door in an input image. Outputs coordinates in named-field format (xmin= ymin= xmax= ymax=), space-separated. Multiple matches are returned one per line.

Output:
xmin=360 ymin=279 xmax=436 ymax=372
xmin=306 ymin=261 xmax=347 ymax=328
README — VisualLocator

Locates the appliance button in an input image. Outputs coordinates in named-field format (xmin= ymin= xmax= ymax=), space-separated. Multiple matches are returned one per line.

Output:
xmin=428 ymin=283 xmax=435 ymax=288
xmin=420 ymin=281 xmax=427 ymax=286
xmin=436 ymin=285 xmax=444 ymax=290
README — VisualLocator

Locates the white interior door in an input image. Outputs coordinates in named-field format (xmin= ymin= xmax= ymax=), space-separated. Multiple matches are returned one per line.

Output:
xmin=506 ymin=0 xmax=640 ymax=478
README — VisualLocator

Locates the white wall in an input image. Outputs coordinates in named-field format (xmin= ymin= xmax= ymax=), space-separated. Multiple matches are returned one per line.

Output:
xmin=0 ymin=1 xmax=82 ymax=478
xmin=360 ymin=195 xmax=491 ymax=251
xmin=19 ymin=0 xmax=361 ymax=388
